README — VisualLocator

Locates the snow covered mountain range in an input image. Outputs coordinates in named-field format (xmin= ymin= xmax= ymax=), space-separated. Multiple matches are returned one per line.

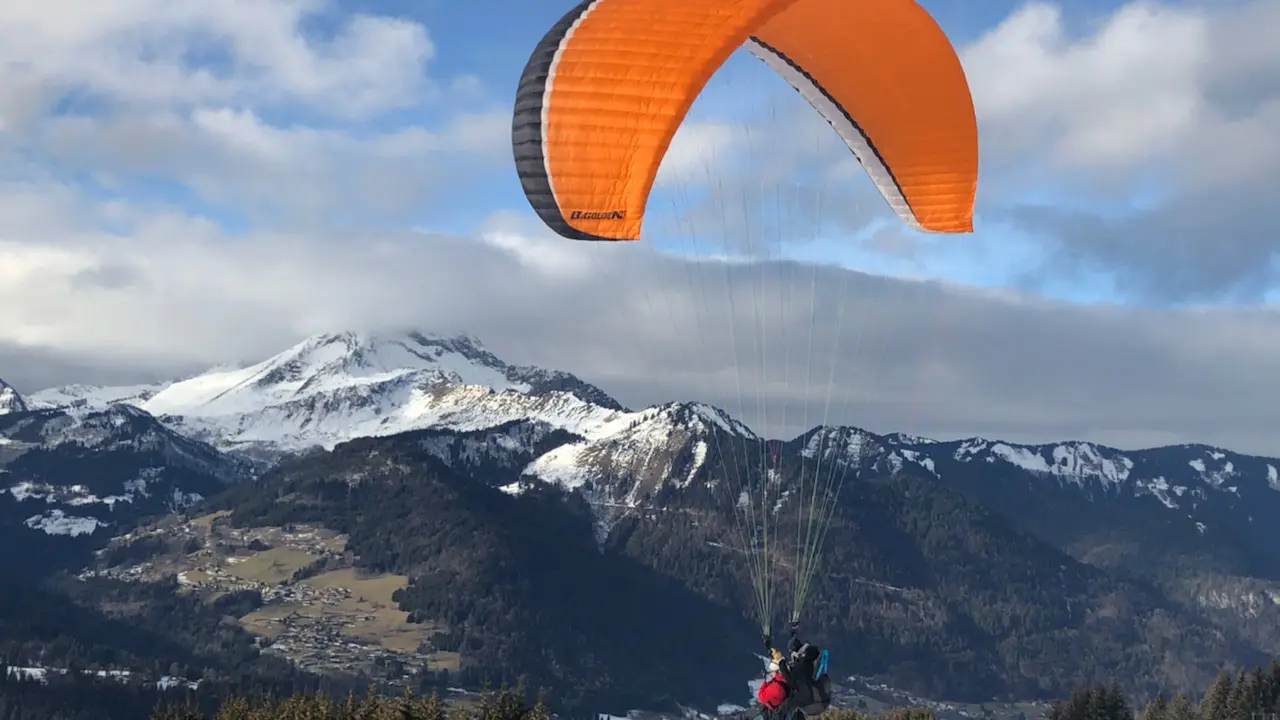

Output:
xmin=7 ymin=328 xmax=1280 ymax=585
xmin=7 ymin=328 xmax=1280 ymax=707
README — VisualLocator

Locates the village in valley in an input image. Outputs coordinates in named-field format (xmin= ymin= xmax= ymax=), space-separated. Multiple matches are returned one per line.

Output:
xmin=78 ymin=510 xmax=461 ymax=684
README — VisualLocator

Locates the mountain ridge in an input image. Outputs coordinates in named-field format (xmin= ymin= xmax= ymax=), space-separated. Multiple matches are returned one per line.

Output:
xmin=24 ymin=330 xmax=1280 ymax=468
xmin=21 ymin=329 xmax=1280 ymax=569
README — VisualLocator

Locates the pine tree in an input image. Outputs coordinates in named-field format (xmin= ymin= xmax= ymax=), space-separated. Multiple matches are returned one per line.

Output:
xmin=151 ymin=698 xmax=205 ymax=720
xmin=1103 ymin=682 xmax=1134 ymax=720
xmin=1229 ymin=668 xmax=1254 ymax=720
xmin=1204 ymin=671 xmax=1236 ymax=720
xmin=1169 ymin=694 xmax=1199 ymax=720
xmin=1142 ymin=694 xmax=1170 ymax=720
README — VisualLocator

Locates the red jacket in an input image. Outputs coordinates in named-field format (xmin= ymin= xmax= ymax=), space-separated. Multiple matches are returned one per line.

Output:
xmin=757 ymin=672 xmax=789 ymax=709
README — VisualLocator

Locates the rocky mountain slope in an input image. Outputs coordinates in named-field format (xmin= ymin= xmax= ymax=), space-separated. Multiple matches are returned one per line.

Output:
xmin=24 ymin=330 xmax=1280 ymax=610
xmin=198 ymin=437 xmax=759 ymax=713
xmin=0 ymin=403 xmax=252 ymax=576
xmin=30 ymin=331 xmax=1280 ymax=564
xmin=781 ymin=428 xmax=1280 ymax=654
xmin=846 ymin=431 xmax=1280 ymax=574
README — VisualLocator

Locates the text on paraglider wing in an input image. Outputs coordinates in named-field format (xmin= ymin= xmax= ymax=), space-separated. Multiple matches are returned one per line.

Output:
xmin=569 ymin=210 xmax=626 ymax=220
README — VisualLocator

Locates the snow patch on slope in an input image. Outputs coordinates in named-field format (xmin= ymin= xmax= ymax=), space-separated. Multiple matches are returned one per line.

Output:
xmin=25 ymin=509 xmax=104 ymax=536
xmin=884 ymin=432 xmax=939 ymax=445
xmin=891 ymin=449 xmax=937 ymax=476
xmin=956 ymin=440 xmax=1134 ymax=488
xmin=528 ymin=404 xmax=747 ymax=495
xmin=1189 ymin=453 xmax=1238 ymax=490
xmin=802 ymin=427 xmax=873 ymax=463
xmin=1194 ymin=586 xmax=1280 ymax=618
xmin=1139 ymin=477 xmax=1185 ymax=509
xmin=6 ymin=471 xmax=204 ymax=514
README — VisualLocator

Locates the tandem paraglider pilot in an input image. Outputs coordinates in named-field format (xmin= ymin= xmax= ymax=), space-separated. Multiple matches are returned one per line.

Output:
xmin=722 ymin=625 xmax=832 ymax=720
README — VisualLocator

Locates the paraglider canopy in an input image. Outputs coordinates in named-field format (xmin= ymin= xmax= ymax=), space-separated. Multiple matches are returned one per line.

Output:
xmin=512 ymin=0 xmax=979 ymax=243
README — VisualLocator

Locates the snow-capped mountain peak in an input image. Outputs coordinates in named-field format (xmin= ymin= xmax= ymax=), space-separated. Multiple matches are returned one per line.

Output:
xmin=28 ymin=330 xmax=624 ymax=456
xmin=526 ymin=400 xmax=758 ymax=514
xmin=140 ymin=330 xmax=521 ymax=419
xmin=0 ymin=378 xmax=27 ymax=415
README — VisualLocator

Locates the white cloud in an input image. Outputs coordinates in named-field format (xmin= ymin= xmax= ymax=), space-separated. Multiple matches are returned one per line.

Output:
xmin=0 ymin=0 xmax=508 ymax=230
xmin=35 ymin=106 xmax=510 ymax=224
xmin=962 ymin=0 xmax=1280 ymax=193
xmin=0 ymin=0 xmax=434 ymax=121
xmin=963 ymin=2 xmax=1209 ymax=173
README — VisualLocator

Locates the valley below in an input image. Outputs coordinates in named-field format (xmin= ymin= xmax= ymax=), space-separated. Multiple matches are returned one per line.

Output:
xmin=79 ymin=510 xmax=461 ymax=684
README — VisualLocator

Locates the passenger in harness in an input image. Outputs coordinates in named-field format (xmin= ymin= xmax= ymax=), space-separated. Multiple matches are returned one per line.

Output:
xmin=723 ymin=627 xmax=833 ymax=720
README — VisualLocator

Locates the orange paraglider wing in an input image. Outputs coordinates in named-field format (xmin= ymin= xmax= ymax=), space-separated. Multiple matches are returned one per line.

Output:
xmin=511 ymin=0 xmax=978 ymax=241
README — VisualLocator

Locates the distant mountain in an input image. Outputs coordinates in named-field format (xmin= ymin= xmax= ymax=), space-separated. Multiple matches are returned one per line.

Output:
xmin=838 ymin=431 xmax=1280 ymax=657
xmin=0 ymin=378 xmax=27 ymax=415
xmin=30 ymin=331 xmax=624 ymax=461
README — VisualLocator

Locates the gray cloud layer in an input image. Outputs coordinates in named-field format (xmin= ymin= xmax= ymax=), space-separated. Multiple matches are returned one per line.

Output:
xmin=7 ymin=223 xmax=1280 ymax=457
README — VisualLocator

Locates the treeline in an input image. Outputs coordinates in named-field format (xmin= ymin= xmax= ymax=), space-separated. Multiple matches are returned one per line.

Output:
xmin=1142 ymin=662 xmax=1280 ymax=720
xmin=1034 ymin=660 xmax=1280 ymax=720
xmin=143 ymin=660 xmax=1280 ymax=720
xmin=151 ymin=686 xmax=551 ymax=720
xmin=0 ymin=660 xmax=388 ymax=720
